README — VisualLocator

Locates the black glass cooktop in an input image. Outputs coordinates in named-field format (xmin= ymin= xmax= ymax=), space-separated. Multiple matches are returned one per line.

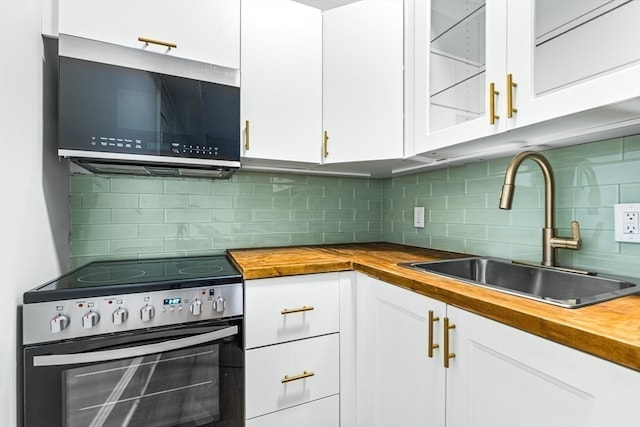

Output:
xmin=24 ymin=255 xmax=242 ymax=303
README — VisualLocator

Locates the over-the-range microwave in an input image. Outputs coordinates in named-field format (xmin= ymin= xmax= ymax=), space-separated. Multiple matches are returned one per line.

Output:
xmin=57 ymin=35 xmax=241 ymax=179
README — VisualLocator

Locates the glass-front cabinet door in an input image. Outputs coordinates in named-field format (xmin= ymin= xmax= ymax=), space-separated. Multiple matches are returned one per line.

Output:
xmin=508 ymin=0 xmax=640 ymax=128
xmin=408 ymin=0 xmax=640 ymax=159
xmin=429 ymin=0 xmax=486 ymax=134
xmin=408 ymin=0 xmax=508 ymax=157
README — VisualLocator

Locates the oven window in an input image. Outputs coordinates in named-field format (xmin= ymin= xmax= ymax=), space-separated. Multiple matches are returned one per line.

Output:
xmin=64 ymin=345 xmax=219 ymax=427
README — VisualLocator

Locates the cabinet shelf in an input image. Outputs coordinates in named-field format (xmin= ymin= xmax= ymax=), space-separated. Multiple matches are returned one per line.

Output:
xmin=430 ymin=2 xmax=485 ymax=66
xmin=429 ymin=49 xmax=485 ymax=97
xmin=535 ymin=0 xmax=631 ymax=46
xmin=534 ymin=0 xmax=640 ymax=95
xmin=429 ymin=0 xmax=486 ymax=133
xmin=430 ymin=68 xmax=485 ymax=125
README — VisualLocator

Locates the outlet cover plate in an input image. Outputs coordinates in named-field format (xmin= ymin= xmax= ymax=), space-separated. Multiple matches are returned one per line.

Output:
xmin=614 ymin=203 xmax=640 ymax=243
xmin=414 ymin=207 xmax=425 ymax=228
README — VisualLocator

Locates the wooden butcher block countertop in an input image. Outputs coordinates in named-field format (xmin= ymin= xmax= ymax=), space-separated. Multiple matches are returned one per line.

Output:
xmin=227 ymin=243 xmax=640 ymax=371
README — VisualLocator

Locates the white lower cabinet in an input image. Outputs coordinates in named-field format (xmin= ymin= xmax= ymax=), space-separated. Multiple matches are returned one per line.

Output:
xmin=246 ymin=395 xmax=339 ymax=427
xmin=244 ymin=272 xmax=346 ymax=426
xmin=244 ymin=273 xmax=339 ymax=349
xmin=356 ymin=273 xmax=640 ymax=427
xmin=356 ymin=273 xmax=446 ymax=427
xmin=246 ymin=270 xmax=640 ymax=426
xmin=245 ymin=333 xmax=339 ymax=420
xmin=445 ymin=305 xmax=640 ymax=427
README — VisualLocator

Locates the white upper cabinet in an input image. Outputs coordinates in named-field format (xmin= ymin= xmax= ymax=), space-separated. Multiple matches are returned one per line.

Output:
xmin=416 ymin=0 xmax=505 ymax=152
xmin=240 ymin=0 xmax=322 ymax=163
xmin=508 ymin=0 xmax=640 ymax=127
xmin=408 ymin=0 xmax=640 ymax=157
xmin=57 ymin=0 xmax=240 ymax=68
xmin=408 ymin=0 xmax=506 ymax=155
xmin=322 ymin=0 xmax=404 ymax=164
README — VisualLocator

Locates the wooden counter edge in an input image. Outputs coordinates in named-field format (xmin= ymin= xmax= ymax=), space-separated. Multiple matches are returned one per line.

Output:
xmin=227 ymin=245 xmax=640 ymax=372
xmin=230 ymin=259 xmax=352 ymax=280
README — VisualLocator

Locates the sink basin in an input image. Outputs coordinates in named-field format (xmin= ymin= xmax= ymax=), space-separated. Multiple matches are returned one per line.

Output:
xmin=400 ymin=257 xmax=640 ymax=308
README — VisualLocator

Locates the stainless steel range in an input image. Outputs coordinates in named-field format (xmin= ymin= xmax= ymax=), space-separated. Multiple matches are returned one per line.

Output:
xmin=22 ymin=255 xmax=244 ymax=427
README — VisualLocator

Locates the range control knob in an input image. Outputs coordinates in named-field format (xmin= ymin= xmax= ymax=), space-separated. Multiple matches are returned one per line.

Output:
xmin=190 ymin=299 xmax=203 ymax=316
xmin=112 ymin=307 xmax=128 ymax=325
xmin=50 ymin=314 xmax=70 ymax=333
xmin=82 ymin=311 xmax=100 ymax=329
xmin=213 ymin=296 xmax=225 ymax=313
xmin=140 ymin=304 xmax=155 ymax=322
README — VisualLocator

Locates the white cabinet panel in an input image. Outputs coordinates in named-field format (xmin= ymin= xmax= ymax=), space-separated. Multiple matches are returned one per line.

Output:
xmin=356 ymin=274 xmax=640 ymax=427
xmin=58 ymin=0 xmax=240 ymax=67
xmin=244 ymin=273 xmax=340 ymax=349
xmin=245 ymin=333 xmax=340 ymax=420
xmin=446 ymin=305 xmax=640 ymax=427
xmin=241 ymin=0 xmax=322 ymax=163
xmin=356 ymin=273 xmax=446 ymax=427
xmin=246 ymin=395 xmax=339 ymax=427
xmin=322 ymin=0 xmax=404 ymax=164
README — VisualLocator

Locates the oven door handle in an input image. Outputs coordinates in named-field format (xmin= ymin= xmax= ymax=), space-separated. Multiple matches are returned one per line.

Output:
xmin=33 ymin=325 xmax=238 ymax=367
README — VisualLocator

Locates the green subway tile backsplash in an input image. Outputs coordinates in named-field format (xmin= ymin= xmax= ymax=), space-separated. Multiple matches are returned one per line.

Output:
xmin=70 ymin=135 xmax=640 ymax=279
xmin=69 ymin=171 xmax=383 ymax=267
xmin=382 ymin=134 xmax=640 ymax=279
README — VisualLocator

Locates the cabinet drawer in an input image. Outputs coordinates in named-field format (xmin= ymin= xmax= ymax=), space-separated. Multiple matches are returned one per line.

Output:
xmin=245 ymin=273 xmax=340 ymax=349
xmin=245 ymin=333 xmax=339 ymax=419
xmin=246 ymin=395 xmax=339 ymax=427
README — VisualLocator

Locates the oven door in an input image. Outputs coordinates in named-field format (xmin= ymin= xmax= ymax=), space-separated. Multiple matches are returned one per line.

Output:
xmin=23 ymin=320 xmax=243 ymax=427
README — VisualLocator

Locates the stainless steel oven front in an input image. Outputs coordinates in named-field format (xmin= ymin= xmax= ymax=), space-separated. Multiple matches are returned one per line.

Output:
xmin=23 ymin=321 xmax=243 ymax=427
xmin=21 ymin=255 xmax=244 ymax=427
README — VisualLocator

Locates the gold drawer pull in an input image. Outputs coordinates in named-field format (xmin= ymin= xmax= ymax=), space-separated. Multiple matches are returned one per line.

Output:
xmin=138 ymin=36 xmax=177 ymax=49
xmin=428 ymin=310 xmax=440 ymax=358
xmin=244 ymin=120 xmax=250 ymax=150
xmin=281 ymin=370 xmax=315 ymax=384
xmin=281 ymin=305 xmax=314 ymax=315
xmin=323 ymin=130 xmax=329 ymax=158
xmin=444 ymin=317 xmax=456 ymax=368
xmin=489 ymin=82 xmax=499 ymax=125
xmin=507 ymin=73 xmax=518 ymax=118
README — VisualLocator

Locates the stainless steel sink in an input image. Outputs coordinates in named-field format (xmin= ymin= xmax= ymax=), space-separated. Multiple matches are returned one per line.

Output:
xmin=400 ymin=257 xmax=640 ymax=308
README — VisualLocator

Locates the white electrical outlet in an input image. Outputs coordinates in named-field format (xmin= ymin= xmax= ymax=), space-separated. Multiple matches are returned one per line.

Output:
xmin=624 ymin=212 xmax=639 ymax=233
xmin=614 ymin=203 xmax=640 ymax=242
xmin=414 ymin=207 xmax=425 ymax=228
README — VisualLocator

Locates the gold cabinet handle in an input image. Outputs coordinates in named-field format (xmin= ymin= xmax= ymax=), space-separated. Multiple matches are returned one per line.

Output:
xmin=138 ymin=36 xmax=177 ymax=49
xmin=489 ymin=82 xmax=499 ymax=125
xmin=443 ymin=317 xmax=456 ymax=368
xmin=244 ymin=120 xmax=250 ymax=151
xmin=281 ymin=370 xmax=315 ymax=384
xmin=507 ymin=73 xmax=518 ymax=118
xmin=323 ymin=130 xmax=329 ymax=158
xmin=281 ymin=305 xmax=314 ymax=315
xmin=428 ymin=310 xmax=440 ymax=358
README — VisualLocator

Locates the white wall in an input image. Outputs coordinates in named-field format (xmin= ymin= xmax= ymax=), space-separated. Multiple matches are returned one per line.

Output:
xmin=0 ymin=1 xmax=70 ymax=425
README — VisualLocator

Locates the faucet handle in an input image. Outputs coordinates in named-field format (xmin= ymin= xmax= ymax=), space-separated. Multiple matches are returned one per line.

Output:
xmin=570 ymin=220 xmax=581 ymax=242
xmin=550 ymin=221 xmax=582 ymax=250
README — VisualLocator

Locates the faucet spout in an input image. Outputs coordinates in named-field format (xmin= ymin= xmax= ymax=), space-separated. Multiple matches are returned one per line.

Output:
xmin=499 ymin=151 xmax=581 ymax=267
